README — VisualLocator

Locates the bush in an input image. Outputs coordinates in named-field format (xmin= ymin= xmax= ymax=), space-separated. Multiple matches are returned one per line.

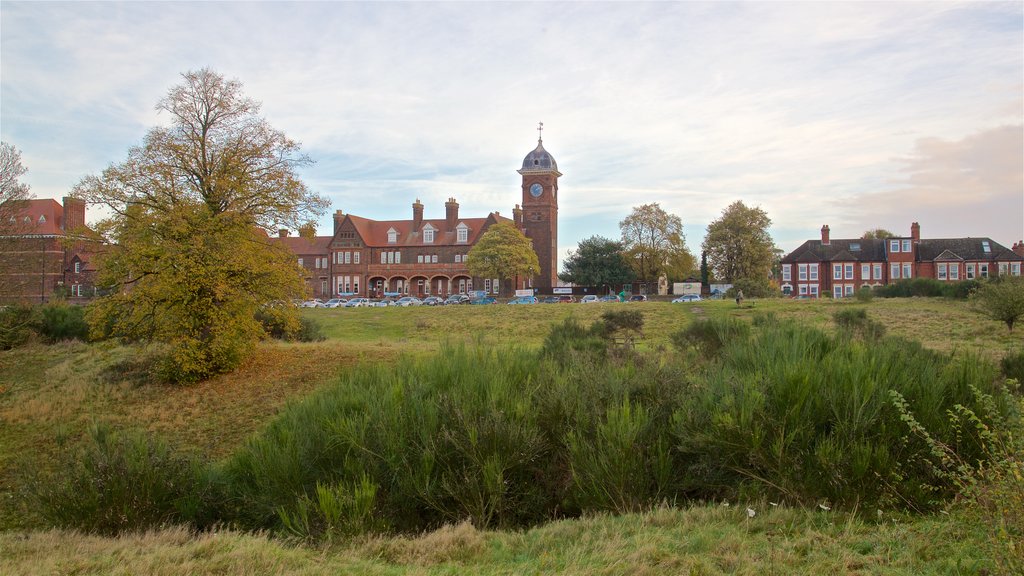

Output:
xmin=27 ymin=423 xmax=206 ymax=535
xmin=855 ymin=286 xmax=874 ymax=302
xmin=971 ymin=276 xmax=1024 ymax=332
xmin=0 ymin=304 xmax=37 ymax=350
xmin=832 ymin=308 xmax=886 ymax=340
xmin=541 ymin=317 xmax=608 ymax=362
xmin=671 ymin=320 xmax=1013 ymax=510
xmin=37 ymin=303 xmax=90 ymax=343
xmin=669 ymin=318 xmax=750 ymax=356
xmin=1001 ymin=350 xmax=1024 ymax=384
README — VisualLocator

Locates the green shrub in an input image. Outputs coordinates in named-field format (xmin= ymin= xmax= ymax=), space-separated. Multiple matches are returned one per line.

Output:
xmin=671 ymin=320 xmax=1013 ymax=511
xmin=669 ymin=318 xmax=750 ymax=356
xmin=1001 ymin=350 xmax=1024 ymax=384
xmin=541 ymin=316 xmax=607 ymax=361
xmin=855 ymin=286 xmax=874 ymax=302
xmin=37 ymin=303 xmax=90 ymax=343
xmin=28 ymin=423 xmax=205 ymax=535
xmin=0 ymin=304 xmax=37 ymax=350
xmin=294 ymin=316 xmax=326 ymax=342
xmin=832 ymin=308 xmax=886 ymax=340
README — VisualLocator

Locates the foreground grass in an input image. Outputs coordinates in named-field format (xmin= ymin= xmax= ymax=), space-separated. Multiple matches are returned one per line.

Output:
xmin=0 ymin=505 xmax=998 ymax=575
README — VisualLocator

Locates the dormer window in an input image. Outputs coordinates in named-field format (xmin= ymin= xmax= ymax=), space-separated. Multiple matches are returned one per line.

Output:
xmin=38 ymin=215 xmax=46 ymax=224
xmin=982 ymin=241 xmax=991 ymax=253
xmin=849 ymin=242 xmax=860 ymax=251
xmin=387 ymin=227 xmax=398 ymax=244
xmin=456 ymin=222 xmax=469 ymax=243
xmin=423 ymin=224 xmax=435 ymax=244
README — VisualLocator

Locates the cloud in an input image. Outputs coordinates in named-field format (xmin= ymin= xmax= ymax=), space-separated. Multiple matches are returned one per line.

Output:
xmin=840 ymin=125 xmax=1024 ymax=244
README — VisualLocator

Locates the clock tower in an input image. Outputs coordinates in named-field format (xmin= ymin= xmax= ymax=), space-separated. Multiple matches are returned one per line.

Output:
xmin=517 ymin=123 xmax=560 ymax=290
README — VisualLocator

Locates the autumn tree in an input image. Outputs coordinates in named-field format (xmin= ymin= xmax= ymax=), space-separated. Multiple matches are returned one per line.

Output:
xmin=559 ymin=235 xmax=634 ymax=288
xmin=0 ymin=142 xmax=32 ymax=226
xmin=701 ymin=201 xmax=774 ymax=296
xmin=619 ymin=203 xmax=695 ymax=284
xmin=972 ymin=276 xmax=1024 ymax=332
xmin=0 ymin=142 xmax=37 ymax=301
xmin=466 ymin=222 xmax=539 ymax=297
xmin=862 ymin=228 xmax=896 ymax=239
xmin=74 ymin=68 xmax=328 ymax=383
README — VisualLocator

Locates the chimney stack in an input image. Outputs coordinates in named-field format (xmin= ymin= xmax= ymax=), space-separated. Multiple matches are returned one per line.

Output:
xmin=445 ymin=198 xmax=459 ymax=232
xmin=333 ymin=209 xmax=345 ymax=235
xmin=278 ymin=229 xmax=289 ymax=238
xmin=513 ymin=204 xmax=523 ymax=227
xmin=1013 ymin=241 xmax=1024 ymax=258
xmin=412 ymin=199 xmax=424 ymax=232
xmin=62 ymin=196 xmax=85 ymax=233
xmin=911 ymin=222 xmax=920 ymax=242
xmin=821 ymin=225 xmax=830 ymax=246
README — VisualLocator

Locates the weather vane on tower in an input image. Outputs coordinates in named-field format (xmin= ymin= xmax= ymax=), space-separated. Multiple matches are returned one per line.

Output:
xmin=537 ymin=121 xmax=543 ymax=143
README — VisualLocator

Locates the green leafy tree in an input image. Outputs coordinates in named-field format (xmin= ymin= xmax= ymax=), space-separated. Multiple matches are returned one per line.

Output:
xmin=619 ymin=203 xmax=695 ymax=284
xmin=74 ymin=68 xmax=328 ymax=383
xmin=972 ymin=277 xmax=1024 ymax=332
xmin=700 ymin=251 xmax=709 ymax=287
xmin=559 ymin=235 xmax=634 ymax=288
xmin=862 ymin=228 xmax=896 ymax=239
xmin=466 ymin=222 xmax=539 ymax=297
xmin=702 ymin=201 xmax=774 ymax=291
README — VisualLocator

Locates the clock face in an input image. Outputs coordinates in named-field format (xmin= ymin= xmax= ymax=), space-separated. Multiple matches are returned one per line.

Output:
xmin=530 ymin=183 xmax=543 ymax=198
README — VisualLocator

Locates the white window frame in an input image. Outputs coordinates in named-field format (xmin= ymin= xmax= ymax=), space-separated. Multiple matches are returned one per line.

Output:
xmin=980 ymin=264 xmax=988 ymax=278
xmin=431 ymin=254 xmax=438 ymax=263
xmin=950 ymin=264 xmax=959 ymax=280
xmin=833 ymin=264 xmax=843 ymax=280
xmin=380 ymin=252 xmax=387 ymax=264
xmin=999 ymin=262 xmax=1008 ymax=276
xmin=937 ymin=263 xmax=947 ymax=280
xmin=782 ymin=265 xmax=791 ymax=282
xmin=966 ymin=263 xmax=975 ymax=279
xmin=844 ymin=264 xmax=854 ymax=280
xmin=456 ymin=223 xmax=469 ymax=243
xmin=844 ymin=284 xmax=854 ymax=296
xmin=387 ymin=228 xmax=398 ymax=244
xmin=809 ymin=265 xmax=818 ymax=281
xmin=861 ymin=264 xmax=870 ymax=280
xmin=809 ymin=284 xmax=819 ymax=297
xmin=834 ymin=285 xmax=843 ymax=298
xmin=74 ymin=261 xmax=81 ymax=274
xmin=902 ymin=263 xmax=912 ymax=279
xmin=798 ymin=264 xmax=807 ymax=281
xmin=799 ymin=284 xmax=808 ymax=295
xmin=891 ymin=263 xmax=900 ymax=280
xmin=890 ymin=240 xmax=900 ymax=253
xmin=902 ymin=239 xmax=912 ymax=252
xmin=298 ymin=258 xmax=304 ymax=267
xmin=1012 ymin=263 xmax=1021 ymax=276
xmin=423 ymin=227 xmax=435 ymax=243
xmin=873 ymin=264 xmax=882 ymax=280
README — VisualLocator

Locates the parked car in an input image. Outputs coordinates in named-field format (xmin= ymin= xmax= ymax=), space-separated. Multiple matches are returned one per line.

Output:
xmin=672 ymin=294 xmax=702 ymax=303
xmin=599 ymin=294 xmax=619 ymax=302
xmin=508 ymin=296 xmax=537 ymax=305
xmin=541 ymin=296 xmax=560 ymax=304
xmin=629 ymin=294 xmax=648 ymax=302
xmin=558 ymin=295 xmax=576 ymax=303
xmin=396 ymin=296 xmax=423 ymax=307
xmin=580 ymin=295 xmax=599 ymax=304
xmin=344 ymin=298 xmax=370 ymax=308
xmin=444 ymin=294 xmax=471 ymax=305
xmin=422 ymin=296 xmax=445 ymax=306
xmin=323 ymin=298 xmax=347 ymax=308
xmin=470 ymin=296 xmax=498 ymax=305
xmin=300 ymin=299 xmax=325 ymax=308
xmin=374 ymin=297 xmax=399 ymax=307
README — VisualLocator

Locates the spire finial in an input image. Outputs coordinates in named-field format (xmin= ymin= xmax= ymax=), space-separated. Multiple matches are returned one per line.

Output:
xmin=537 ymin=121 xmax=544 ymax=143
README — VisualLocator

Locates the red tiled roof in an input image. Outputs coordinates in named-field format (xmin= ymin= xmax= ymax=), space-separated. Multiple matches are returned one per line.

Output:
xmin=269 ymin=235 xmax=332 ymax=255
xmin=10 ymin=199 xmax=64 ymax=235
xmin=342 ymin=214 xmax=512 ymax=247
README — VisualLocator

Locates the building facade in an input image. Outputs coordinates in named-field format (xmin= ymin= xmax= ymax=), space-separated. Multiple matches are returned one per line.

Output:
xmin=275 ymin=135 xmax=561 ymax=299
xmin=0 ymin=197 xmax=99 ymax=303
xmin=780 ymin=222 xmax=1024 ymax=298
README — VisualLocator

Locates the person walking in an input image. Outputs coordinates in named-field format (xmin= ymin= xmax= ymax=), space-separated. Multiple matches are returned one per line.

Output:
xmin=735 ymin=289 xmax=744 ymax=306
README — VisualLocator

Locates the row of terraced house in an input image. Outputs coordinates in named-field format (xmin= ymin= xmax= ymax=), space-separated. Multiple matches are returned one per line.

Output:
xmin=780 ymin=222 xmax=1024 ymax=298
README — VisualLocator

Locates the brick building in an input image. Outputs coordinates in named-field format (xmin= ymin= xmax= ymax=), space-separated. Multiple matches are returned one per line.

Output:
xmin=276 ymin=134 xmax=561 ymax=299
xmin=780 ymin=222 xmax=1023 ymax=298
xmin=0 ymin=197 xmax=99 ymax=303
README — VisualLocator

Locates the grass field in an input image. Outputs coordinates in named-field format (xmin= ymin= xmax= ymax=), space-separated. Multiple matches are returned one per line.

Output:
xmin=0 ymin=297 xmax=1020 ymax=574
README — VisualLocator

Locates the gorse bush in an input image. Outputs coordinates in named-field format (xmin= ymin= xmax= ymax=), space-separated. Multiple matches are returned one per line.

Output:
xmin=669 ymin=317 xmax=750 ymax=356
xmin=27 ymin=423 xmax=205 ymax=535
xmin=832 ymin=307 xmax=886 ymax=340
xmin=0 ymin=303 xmax=37 ymax=350
xmin=37 ymin=303 xmax=90 ymax=343
xmin=671 ymin=318 xmax=1009 ymax=510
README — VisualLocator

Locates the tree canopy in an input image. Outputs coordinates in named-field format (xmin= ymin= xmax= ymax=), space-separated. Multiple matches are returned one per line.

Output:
xmin=972 ymin=276 xmax=1024 ymax=332
xmin=701 ymin=201 xmax=774 ymax=291
xmin=466 ymin=222 xmax=539 ymax=296
xmin=619 ymin=203 xmax=696 ymax=284
xmin=862 ymin=228 xmax=896 ymax=239
xmin=74 ymin=69 xmax=327 ymax=383
xmin=559 ymin=235 xmax=634 ymax=287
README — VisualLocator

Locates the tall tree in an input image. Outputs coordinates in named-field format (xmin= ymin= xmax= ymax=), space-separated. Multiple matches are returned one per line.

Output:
xmin=74 ymin=68 xmax=328 ymax=383
xmin=972 ymin=276 xmax=1024 ymax=332
xmin=0 ymin=141 xmax=33 ymax=233
xmin=619 ymin=203 xmax=695 ymax=284
xmin=862 ymin=228 xmax=896 ymax=239
xmin=701 ymin=201 xmax=774 ymax=288
xmin=559 ymin=235 xmax=634 ymax=288
xmin=466 ymin=222 xmax=539 ymax=297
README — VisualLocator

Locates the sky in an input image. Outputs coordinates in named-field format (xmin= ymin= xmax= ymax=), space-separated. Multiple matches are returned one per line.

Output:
xmin=2 ymin=1 xmax=1022 ymax=265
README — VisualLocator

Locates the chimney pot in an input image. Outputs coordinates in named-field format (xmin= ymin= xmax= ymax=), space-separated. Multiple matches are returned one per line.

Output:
xmin=821 ymin=225 xmax=830 ymax=245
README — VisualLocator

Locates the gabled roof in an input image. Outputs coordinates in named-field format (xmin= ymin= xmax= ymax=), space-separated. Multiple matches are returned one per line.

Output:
xmin=337 ymin=213 xmax=512 ymax=248
xmin=781 ymin=238 xmax=887 ymax=264
xmin=931 ymin=249 xmax=963 ymax=261
xmin=917 ymin=238 xmax=1022 ymax=262
xmin=270 ymin=235 xmax=332 ymax=255
xmin=7 ymin=199 xmax=64 ymax=235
